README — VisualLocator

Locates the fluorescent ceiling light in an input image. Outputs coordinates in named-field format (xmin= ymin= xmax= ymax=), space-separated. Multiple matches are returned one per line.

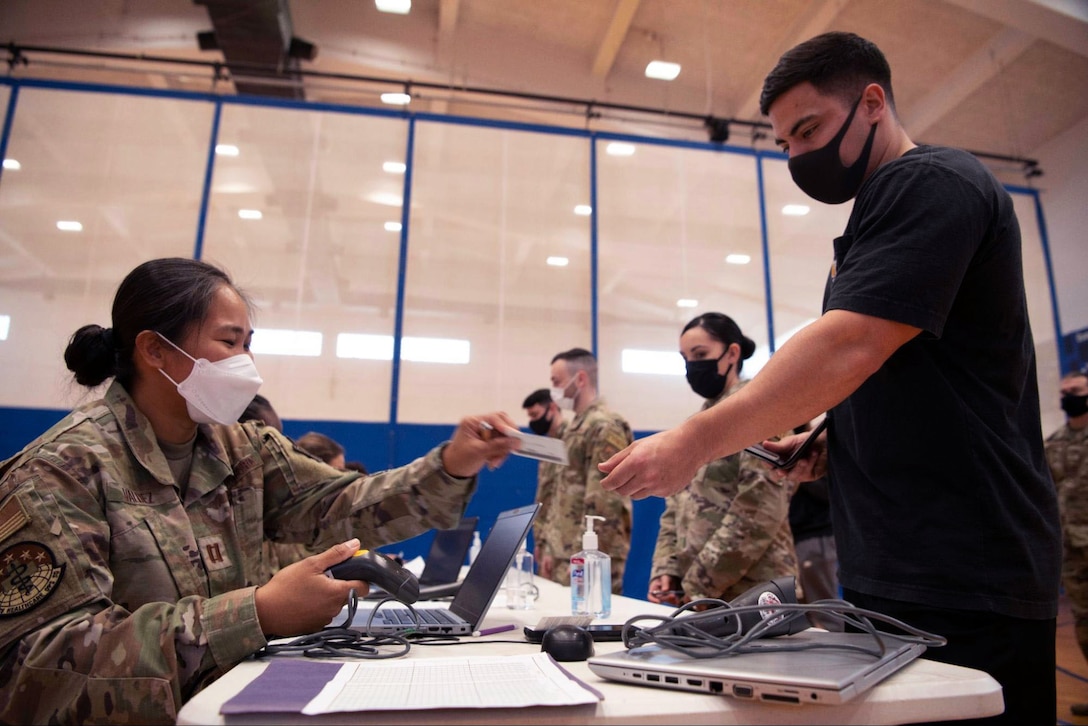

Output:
xmin=375 ymin=0 xmax=411 ymax=14
xmin=2 ymin=159 xmax=21 ymax=170
xmin=573 ymin=204 xmax=592 ymax=216
xmin=402 ymin=336 xmax=470 ymax=364
xmin=215 ymin=144 xmax=239 ymax=157
xmin=337 ymin=333 xmax=394 ymax=360
xmin=250 ymin=328 xmax=323 ymax=357
xmin=725 ymin=253 xmax=751 ymax=265
xmin=56 ymin=220 xmax=83 ymax=232
xmin=238 ymin=209 xmax=263 ymax=220
xmin=645 ymin=60 xmax=681 ymax=81
xmin=384 ymin=221 xmax=402 ymax=232
xmin=782 ymin=204 xmax=810 ymax=216
xmin=369 ymin=192 xmax=403 ymax=207
xmin=382 ymin=161 xmax=406 ymax=173
xmin=621 ymin=349 xmax=685 ymax=376
xmin=336 ymin=333 xmax=470 ymax=364
xmin=546 ymin=256 xmax=569 ymax=267
xmin=605 ymin=142 xmax=636 ymax=156
xmin=380 ymin=92 xmax=411 ymax=106
xmin=0 ymin=314 xmax=9 ymax=341
xmin=676 ymin=298 xmax=698 ymax=308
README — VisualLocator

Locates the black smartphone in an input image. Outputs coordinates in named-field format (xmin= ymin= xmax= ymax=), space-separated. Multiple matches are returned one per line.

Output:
xmin=523 ymin=624 xmax=626 ymax=643
xmin=744 ymin=417 xmax=828 ymax=469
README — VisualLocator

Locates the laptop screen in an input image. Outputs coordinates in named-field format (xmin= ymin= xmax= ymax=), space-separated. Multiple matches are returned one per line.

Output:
xmin=418 ymin=516 xmax=478 ymax=586
xmin=448 ymin=503 xmax=539 ymax=625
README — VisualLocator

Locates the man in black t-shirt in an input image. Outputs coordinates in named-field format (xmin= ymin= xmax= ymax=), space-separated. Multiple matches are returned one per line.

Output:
xmin=599 ymin=32 xmax=1059 ymax=724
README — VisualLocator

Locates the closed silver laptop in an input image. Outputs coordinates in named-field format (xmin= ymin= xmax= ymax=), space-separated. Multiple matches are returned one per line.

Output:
xmin=587 ymin=629 xmax=926 ymax=705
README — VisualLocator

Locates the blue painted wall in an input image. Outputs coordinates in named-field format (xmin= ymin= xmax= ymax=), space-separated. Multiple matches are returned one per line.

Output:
xmin=1 ymin=408 xmax=664 ymax=598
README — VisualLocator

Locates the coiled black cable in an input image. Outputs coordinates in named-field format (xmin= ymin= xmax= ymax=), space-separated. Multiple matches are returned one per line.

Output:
xmin=620 ymin=598 xmax=948 ymax=660
xmin=256 ymin=589 xmax=415 ymax=660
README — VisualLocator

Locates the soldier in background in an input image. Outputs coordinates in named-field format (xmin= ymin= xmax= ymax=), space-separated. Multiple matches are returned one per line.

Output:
xmin=0 ymin=257 xmax=520 ymax=724
xmin=522 ymin=389 xmax=566 ymax=565
xmin=1047 ymin=367 xmax=1088 ymax=717
xmin=649 ymin=313 xmax=798 ymax=605
xmin=534 ymin=348 xmax=632 ymax=593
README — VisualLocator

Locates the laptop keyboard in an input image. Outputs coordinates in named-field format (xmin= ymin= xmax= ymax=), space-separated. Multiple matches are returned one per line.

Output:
xmin=381 ymin=608 xmax=463 ymax=625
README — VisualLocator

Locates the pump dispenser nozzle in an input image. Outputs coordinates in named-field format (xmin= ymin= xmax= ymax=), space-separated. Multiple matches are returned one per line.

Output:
xmin=582 ymin=514 xmax=605 ymax=550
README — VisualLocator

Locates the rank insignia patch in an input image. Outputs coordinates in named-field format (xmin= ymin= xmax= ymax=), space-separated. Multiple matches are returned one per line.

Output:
xmin=0 ymin=541 xmax=65 ymax=617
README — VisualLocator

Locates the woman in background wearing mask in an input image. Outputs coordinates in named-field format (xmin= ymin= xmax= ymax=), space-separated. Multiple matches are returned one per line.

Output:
xmin=647 ymin=312 xmax=799 ymax=606
xmin=0 ymin=257 xmax=519 ymax=725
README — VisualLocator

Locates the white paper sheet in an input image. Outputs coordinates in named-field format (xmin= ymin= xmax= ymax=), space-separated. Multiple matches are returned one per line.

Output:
xmin=301 ymin=653 xmax=600 ymax=714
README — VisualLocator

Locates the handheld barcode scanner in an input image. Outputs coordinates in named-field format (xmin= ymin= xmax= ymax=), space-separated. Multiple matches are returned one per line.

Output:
xmin=327 ymin=549 xmax=420 ymax=604
xmin=651 ymin=576 xmax=806 ymax=640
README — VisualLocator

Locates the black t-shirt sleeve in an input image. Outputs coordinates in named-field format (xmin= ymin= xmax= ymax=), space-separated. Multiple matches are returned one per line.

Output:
xmin=824 ymin=155 xmax=993 ymax=338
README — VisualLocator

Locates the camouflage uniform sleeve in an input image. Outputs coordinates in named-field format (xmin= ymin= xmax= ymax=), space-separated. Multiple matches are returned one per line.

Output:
xmin=0 ymin=463 xmax=265 ymax=725
xmin=262 ymin=438 xmax=476 ymax=549
xmin=582 ymin=419 xmax=633 ymax=563
xmin=681 ymin=453 xmax=791 ymax=600
xmin=650 ymin=494 xmax=682 ymax=581
xmin=533 ymin=462 xmax=556 ymax=554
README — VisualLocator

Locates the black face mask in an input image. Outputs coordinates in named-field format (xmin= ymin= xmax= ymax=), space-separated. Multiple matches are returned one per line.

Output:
xmin=529 ymin=414 xmax=552 ymax=436
xmin=1062 ymin=393 xmax=1088 ymax=418
xmin=788 ymin=96 xmax=878 ymax=205
xmin=685 ymin=354 xmax=733 ymax=400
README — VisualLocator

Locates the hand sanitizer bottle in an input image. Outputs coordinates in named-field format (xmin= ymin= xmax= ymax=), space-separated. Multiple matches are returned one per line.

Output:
xmin=468 ymin=530 xmax=482 ymax=565
xmin=505 ymin=543 xmax=537 ymax=609
xmin=570 ymin=514 xmax=611 ymax=618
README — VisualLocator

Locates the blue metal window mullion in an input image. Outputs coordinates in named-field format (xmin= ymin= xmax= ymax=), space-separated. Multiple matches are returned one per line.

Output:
xmin=590 ymin=135 xmax=600 ymax=357
xmin=193 ymin=99 xmax=224 ymax=261
xmin=389 ymin=117 xmax=416 ymax=427
xmin=755 ymin=153 xmax=776 ymax=353
xmin=0 ymin=83 xmax=21 ymax=188
xmin=1028 ymin=188 xmax=1063 ymax=372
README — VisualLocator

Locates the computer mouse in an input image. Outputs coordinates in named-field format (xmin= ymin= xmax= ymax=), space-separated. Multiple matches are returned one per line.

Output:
xmin=540 ymin=624 xmax=595 ymax=662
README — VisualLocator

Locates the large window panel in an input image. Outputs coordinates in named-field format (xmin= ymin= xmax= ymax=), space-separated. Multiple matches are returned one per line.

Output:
xmin=400 ymin=122 xmax=591 ymax=424
xmin=0 ymin=87 xmax=212 ymax=409
xmin=202 ymin=104 xmax=408 ymax=423
xmin=597 ymin=142 xmax=767 ymax=431
xmin=762 ymin=156 xmax=853 ymax=347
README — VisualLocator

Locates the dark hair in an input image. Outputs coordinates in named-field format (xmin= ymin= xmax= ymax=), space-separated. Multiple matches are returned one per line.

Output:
xmin=522 ymin=388 xmax=553 ymax=409
xmin=551 ymin=347 xmax=598 ymax=388
xmin=682 ymin=313 xmax=756 ymax=373
xmin=64 ymin=257 xmax=250 ymax=389
xmin=296 ymin=431 xmax=346 ymax=465
xmin=344 ymin=461 xmax=369 ymax=475
xmin=239 ymin=394 xmax=282 ymax=432
xmin=759 ymin=32 xmax=894 ymax=116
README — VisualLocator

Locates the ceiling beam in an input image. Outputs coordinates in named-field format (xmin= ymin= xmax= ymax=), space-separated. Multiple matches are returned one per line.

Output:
xmin=592 ymin=0 xmax=641 ymax=78
xmin=902 ymin=27 xmax=1034 ymax=138
xmin=734 ymin=0 xmax=849 ymax=122
xmin=944 ymin=0 xmax=1088 ymax=57
xmin=438 ymin=0 xmax=461 ymax=43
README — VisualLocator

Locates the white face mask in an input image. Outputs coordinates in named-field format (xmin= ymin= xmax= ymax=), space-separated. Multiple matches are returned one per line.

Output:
xmin=550 ymin=379 xmax=576 ymax=411
xmin=157 ymin=334 xmax=263 ymax=425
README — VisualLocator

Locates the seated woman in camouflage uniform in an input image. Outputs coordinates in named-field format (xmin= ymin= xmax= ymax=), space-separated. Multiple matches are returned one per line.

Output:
xmin=647 ymin=312 xmax=799 ymax=605
xmin=0 ymin=257 xmax=519 ymax=724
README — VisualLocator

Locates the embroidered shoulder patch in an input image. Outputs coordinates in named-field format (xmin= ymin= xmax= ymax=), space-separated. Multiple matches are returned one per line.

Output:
xmin=0 ymin=541 xmax=65 ymax=617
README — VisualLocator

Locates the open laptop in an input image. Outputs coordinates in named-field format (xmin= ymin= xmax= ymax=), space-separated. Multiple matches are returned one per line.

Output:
xmin=587 ymin=630 xmax=927 ymax=705
xmin=342 ymin=503 xmax=539 ymax=635
xmin=365 ymin=516 xmax=478 ymax=601
xmin=418 ymin=516 xmax=477 ymax=593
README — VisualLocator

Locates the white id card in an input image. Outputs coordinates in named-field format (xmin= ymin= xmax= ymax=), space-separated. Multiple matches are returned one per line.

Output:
xmin=502 ymin=428 xmax=569 ymax=466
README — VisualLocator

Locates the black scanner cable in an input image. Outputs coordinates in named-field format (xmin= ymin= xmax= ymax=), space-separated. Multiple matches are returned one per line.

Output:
xmin=621 ymin=598 xmax=948 ymax=660
xmin=256 ymin=589 xmax=416 ymax=660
